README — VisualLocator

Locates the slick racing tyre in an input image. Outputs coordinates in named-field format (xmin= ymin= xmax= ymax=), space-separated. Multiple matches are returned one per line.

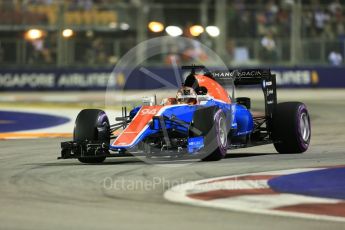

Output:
xmin=272 ymin=102 xmax=311 ymax=154
xmin=74 ymin=109 xmax=110 ymax=163
xmin=191 ymin=106 xmax=229 ymax=161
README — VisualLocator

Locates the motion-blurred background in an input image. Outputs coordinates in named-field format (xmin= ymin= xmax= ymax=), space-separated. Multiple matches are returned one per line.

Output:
xmin=1 ymin=0 xmax=345 ymax=67
xmin=1 ymin=0 xmax=345 ymax=92
xmin=1 ymin=2 xmax=345 ymax=228
xmin=0 ymin=0 xmax=345 ymax=137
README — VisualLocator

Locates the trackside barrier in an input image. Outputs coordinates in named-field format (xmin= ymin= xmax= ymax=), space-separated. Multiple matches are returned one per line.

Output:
xmin=0 ymin=67 xmax=344 ymax=91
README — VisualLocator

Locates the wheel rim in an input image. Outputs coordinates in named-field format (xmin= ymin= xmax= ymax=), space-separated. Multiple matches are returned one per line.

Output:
xmin=299 ymin=112 xmax=310 ymax=142
xmin=218 ymin=116 xmax=227 ymax=147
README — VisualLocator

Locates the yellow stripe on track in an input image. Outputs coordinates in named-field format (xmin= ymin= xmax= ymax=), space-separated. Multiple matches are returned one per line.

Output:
xmin=0 ymin=133 xmax=72 ymax=140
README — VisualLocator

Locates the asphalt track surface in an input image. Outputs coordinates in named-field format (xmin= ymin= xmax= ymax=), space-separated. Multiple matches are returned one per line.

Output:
xmin=1 ymin=92 xmax=345 ymax=230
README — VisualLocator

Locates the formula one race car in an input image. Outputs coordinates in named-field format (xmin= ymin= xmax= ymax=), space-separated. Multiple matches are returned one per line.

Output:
xmin=60 ymin=65 xmax=311 ymax=163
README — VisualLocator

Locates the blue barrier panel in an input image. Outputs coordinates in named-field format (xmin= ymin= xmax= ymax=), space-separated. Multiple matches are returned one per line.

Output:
xmin=0 ymin=111 xmax=70 ymax=132
xmin=271 ymin=67 xmax=344 ymax=88
xmin=0 ymin=67 xmax=344 ymax=90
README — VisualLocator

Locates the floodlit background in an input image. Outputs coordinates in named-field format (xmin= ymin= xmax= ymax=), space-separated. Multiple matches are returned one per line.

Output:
xmin=1 ymin=0 xmax=345 ymax=136
xmin=1 ymin=2 xmax=345 ymax=229
xmin=1 ymin=0 xmax=344 ymax=68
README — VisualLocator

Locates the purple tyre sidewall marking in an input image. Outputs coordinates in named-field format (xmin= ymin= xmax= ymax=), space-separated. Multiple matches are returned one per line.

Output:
xmin=97 ymin=112 xmax=109 ymax=127
xmin=296 ymin=104 xmax=311 ymax=151
xmin=96 ymin=112 xmax=110 ymax=141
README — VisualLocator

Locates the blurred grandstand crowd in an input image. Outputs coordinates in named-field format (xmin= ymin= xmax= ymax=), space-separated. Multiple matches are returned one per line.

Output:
xmin=0 ymin=0 xmax=117 ymax=26
xmin=0 ymin=0 xmax=345 ymax=67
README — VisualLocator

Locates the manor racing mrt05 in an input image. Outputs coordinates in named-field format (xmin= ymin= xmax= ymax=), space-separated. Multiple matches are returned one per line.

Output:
xmin=60 ymin=66 xmax=311 ymax=163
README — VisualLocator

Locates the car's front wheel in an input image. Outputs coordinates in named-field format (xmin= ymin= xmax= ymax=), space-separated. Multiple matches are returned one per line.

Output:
xmin=191 ymin=106 xmax=229 ymax=161
xmin=73 ymin=109 xmax=110 ymax=163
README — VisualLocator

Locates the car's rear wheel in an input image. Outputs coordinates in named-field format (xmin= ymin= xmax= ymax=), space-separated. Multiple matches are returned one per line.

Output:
xmin=74 ymin=109 xmax=110 ymax=163
xmin=272 ymin=102 xmax=311 ymax=153
xmin=191 ymin=106 xmax=229 ymax=161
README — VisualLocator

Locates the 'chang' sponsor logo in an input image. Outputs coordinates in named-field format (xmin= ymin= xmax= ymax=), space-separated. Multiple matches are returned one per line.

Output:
xmin=212 ymin=71 xmax=234 ymax=78
xmin=212 ymin=70 xmax=262 ymax=79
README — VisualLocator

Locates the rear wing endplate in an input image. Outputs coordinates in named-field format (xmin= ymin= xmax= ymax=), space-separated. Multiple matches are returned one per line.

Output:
xmin=231 ymin=69 xmax=277 ymax=118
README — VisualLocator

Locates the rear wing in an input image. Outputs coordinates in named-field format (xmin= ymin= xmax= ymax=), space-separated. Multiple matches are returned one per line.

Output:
xmin=229 ymin=69 xmax=277 ymax=136
xmin=230 ymin=69 xmax=277 ymax=120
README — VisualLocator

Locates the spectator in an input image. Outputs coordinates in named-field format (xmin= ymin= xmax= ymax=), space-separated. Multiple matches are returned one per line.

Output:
xmin=256 ymin=12 xmax=267 ymax=36
xmin=181 ymin=40 xmax=208 ymax=64
xmin=237 ymin=11 xmax=255 ymax=37
xmin=314 ymin=7 xmax=330 ymax=35
xmin=85 ymin=37 xmax=109 ymax=65
xmin=182 ymin=24 xmax=208 ymax=63
xmin=265 ymin=0 xmax=278 ymax=25
xmin=164 ymin=45 xmax=181 ymax=65
xmin=27 ymin=36 xmax=53 ymax=64
xmin=276 ymin=4 xmax=290 ymax=37
xmin=328 ymin=50 xmax=343 ymax=66
xmin=226 ymin=39 xmax=235 ymax=63
xmin=328 ymin=0 xmax=342 ymax=15
xmin=260 ymin=31 xmax=278 ymax=62
xmin=303 ymin=10 xmax=315 ymax=37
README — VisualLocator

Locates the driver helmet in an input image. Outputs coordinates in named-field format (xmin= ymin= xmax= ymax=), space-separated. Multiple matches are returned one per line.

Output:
xmin=176 ymin=86 xmax=197 ymax=105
